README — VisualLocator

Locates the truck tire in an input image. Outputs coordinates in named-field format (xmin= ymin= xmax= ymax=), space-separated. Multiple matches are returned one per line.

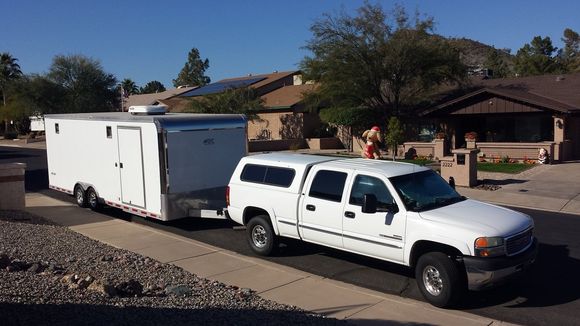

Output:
xmin=415 ymin=252 xmax=462 ymax=308
xmin=86 ymin=187 xmax=100 ymax=211
xmin=74 ymin=185 xmax=87 ymax=208
xmin=247 ymin=215 xmax=277 ymax=256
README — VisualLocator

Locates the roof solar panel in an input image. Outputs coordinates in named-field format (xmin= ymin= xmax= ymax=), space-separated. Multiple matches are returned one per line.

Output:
xmin=181 ymin=76 xmax=266 ymax=97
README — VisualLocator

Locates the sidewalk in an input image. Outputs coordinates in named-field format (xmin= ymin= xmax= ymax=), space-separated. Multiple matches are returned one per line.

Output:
xmin=24 ymin=192 xmax=514 ymax=326
xmin=457 ymin=162 xmax=580 ymax=215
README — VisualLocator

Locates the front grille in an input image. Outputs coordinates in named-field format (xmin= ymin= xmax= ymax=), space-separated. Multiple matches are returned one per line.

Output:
xmin=506 ymin=228 xmax=533 ymax=256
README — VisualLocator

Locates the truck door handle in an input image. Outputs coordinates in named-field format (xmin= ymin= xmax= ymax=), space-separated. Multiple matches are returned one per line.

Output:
xmin=344 ymin=211 xmax=355 ymax=218
xmin=306 ymin=204 xmax=316 ymax=211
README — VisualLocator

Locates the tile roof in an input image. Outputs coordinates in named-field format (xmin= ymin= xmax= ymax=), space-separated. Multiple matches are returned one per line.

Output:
xmin=425 ymin=72 xmax=580 ymax=115
xmin=126 ymin=86 xmax=197 ymax=108
xmin=217 ymin=70 xmax=299 ymax=90
xmin=260 ymin=84 xmax=317 ymax=108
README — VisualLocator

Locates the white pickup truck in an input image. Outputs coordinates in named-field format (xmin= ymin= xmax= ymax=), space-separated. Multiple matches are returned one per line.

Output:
xmin=226 ymin=153 xmax=537 ymax=307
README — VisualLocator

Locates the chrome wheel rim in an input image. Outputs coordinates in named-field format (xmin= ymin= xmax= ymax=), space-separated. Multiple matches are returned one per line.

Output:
xmin=75 ymin=188 xmax=84 ymax=205
xmin=252 ymin=225 xmax=267 ymax=248
xmin=88 ymin=191 xmax=97 ymax=207
xmin=423 ymin=265 xmax=443 ymax=296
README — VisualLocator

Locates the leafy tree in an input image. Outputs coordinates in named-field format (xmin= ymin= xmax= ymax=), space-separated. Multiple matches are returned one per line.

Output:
xmin=514 ymin=36 xmax=561 ymax=76
xmin=1 ymin=52 xmax=23 ymax=132
xmin=561 ymin=28 xmax=580 ymax=72
xmin=121 ymin=78 xmax=139 ymax=95
xmin=47 ymin=55 xmax=118 ymax=113
xmin=173 ymin=48 xmax=210 ymax=87
xmin=484 ymin=48 xmax=511 ymax=78
xmin=301 ymin=3 xmax=466 ymax=125
xmin=385 ymin=117 xmax=404 ymax=161
xmin=185 ymin=87 xmax=263 ymax=119
xmin=140 ymin=80 xmax=166 ymax=94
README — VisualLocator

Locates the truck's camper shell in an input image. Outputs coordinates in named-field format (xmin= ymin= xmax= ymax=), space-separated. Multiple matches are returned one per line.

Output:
xmin=45 ymin=111 xmax=247 ymax=221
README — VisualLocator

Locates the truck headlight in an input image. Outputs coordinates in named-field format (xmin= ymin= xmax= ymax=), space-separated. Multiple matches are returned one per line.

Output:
xmin=474 ymin=237 xmax=506 ymax=257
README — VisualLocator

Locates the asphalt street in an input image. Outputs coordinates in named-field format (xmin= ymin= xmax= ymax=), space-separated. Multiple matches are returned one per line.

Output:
xmin=2 ymin=146 xmax=580 ymax=326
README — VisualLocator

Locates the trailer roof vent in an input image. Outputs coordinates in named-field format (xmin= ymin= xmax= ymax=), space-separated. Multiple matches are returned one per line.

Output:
xmin=129 ymin=105 xmax=167 ymax=115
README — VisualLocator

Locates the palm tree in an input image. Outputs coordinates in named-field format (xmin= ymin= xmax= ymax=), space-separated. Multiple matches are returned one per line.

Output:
xmin=120 ymin=78 xmax=139 ymax=95
xmin=1 ymin=52 xmax=23 ymax=132
xmin=1 ymin=52 xmax=23 ymax=106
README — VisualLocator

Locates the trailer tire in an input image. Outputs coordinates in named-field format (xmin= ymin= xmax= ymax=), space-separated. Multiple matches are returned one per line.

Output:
xmin=247 ymin=215 xmax=277 ymax=256
xmin=74 ymin=185 xmax=87 ymax=208
xmin=86 ymin=188 xmax=100 ymax=211
xmin=415 ymin=252 xmax=463 ymax=308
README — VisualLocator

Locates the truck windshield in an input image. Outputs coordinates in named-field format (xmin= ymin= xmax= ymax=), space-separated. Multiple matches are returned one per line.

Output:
xmin=389 ymin=170 xmax=465 ymax=212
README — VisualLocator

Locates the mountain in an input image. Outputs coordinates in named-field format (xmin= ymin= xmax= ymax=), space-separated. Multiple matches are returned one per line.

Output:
xmin=447 ymin=37 xmax=514 ymax=75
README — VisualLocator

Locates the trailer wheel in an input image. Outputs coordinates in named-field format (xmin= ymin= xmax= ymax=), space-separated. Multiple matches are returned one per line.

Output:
xmin=74 ymin=185 xmax=87 ymax=208
xmin=415 ymin=252 xmax=463 ymax=308
xmin=86 ymin=188 xmax=100 ymax=211
xmin=247 ymin=215 xmax=277 ymax=256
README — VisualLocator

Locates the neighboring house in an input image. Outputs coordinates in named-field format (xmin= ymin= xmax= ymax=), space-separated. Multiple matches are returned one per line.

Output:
xmin=419 ymin=72 xmax=580 ymax=161
xmin=166 ymin=71 xmax=336 ymax=150
xmin=124 ymin=86 xmax=197 ymax=111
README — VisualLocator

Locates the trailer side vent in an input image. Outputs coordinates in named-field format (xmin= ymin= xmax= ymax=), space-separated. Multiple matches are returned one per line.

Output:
xmin=128 ymin=105 xmax=167 ymax=115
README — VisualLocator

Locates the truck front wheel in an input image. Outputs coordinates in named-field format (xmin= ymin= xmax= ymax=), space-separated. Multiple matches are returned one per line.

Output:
xmin=415 ymin=252 xmax=463 ymax=308
xmin=247 ymin=215 xmax=277 ymax=256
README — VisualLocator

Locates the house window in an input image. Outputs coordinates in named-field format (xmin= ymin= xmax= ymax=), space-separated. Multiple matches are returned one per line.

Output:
xmin=106 ymin=126 xmax=112 ymax=138
xmin=55 ymin=123 xmax=59 ymax=134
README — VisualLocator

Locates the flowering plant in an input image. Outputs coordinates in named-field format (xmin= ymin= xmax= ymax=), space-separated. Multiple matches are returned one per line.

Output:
xmin=464 ymin=131 xmax=478 ymax=140
xmin=435 ymin=132 xmax=445 ymax=140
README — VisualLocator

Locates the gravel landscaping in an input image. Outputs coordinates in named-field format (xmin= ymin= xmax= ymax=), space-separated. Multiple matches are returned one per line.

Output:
xmin=0 ymin=210 xmax=343 ymax=326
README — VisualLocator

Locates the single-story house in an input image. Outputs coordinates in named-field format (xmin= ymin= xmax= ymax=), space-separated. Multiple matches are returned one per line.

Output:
xmin=124 ymin=86 xmax=197 ymax=111
xmin=417 ymin=72 xmax=580 ymax=162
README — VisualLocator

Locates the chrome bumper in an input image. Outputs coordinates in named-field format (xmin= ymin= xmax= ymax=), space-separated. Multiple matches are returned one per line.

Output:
xmin=463 ymin=238 xmax=538 ymax=291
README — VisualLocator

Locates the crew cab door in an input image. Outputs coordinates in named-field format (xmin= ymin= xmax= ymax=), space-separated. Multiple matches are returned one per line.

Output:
xmin=299 ymin=167 xmax=351 ymax=248
xmin=342 ymin=173 xmax=406 ymax=262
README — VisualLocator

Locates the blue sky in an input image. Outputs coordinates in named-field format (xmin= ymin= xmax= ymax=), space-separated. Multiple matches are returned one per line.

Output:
xmin=2 ymin=0 xmax=579 ymax=88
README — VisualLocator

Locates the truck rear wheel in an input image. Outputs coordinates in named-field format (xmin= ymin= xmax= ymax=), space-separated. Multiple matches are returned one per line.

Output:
xmin=415 ymin=252 xmax=462 ymax=308
xmin=74 ymin=185 xmax=87 ymax=208
xmin=86 ymin=188 xmax=100 ymax=211
xmin=247 ymin=215 xmax=277 ymax=256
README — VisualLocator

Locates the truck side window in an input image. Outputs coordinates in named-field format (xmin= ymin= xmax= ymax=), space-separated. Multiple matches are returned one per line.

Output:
xmin=349 ymin=175 xmax=394 ymax=211
xmin=309 ymin=170 xmax=347 ymax=202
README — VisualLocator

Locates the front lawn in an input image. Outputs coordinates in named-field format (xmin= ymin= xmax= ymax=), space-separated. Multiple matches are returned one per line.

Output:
xmin=477 ymin=162 xmax=535 ymax=174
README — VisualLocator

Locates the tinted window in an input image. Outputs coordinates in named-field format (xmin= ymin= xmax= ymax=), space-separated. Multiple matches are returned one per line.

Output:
xmin=241 ymin=164 xmax=295 ymax=188
xmin=309 ymin=170 xmax=347 ymax=202
xmin=390 ymin=170 xmax=464 ymax=212
xmin=349 ymin=175 xmax=394 ymax=210
xmin=241 ymin=164 xmax=266 ymax=183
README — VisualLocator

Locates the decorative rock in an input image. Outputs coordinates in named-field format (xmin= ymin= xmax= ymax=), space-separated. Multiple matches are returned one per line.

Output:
xmin=0 ymin=253 xmax=9 ymax=268
xmin=61 ymin=274 xmax=74 ymax=284
xmin=87 ymin=280 xmax=117 ymax=297
xmin=165 ymin=284 xmax=192 ymax=297
xmin=116 ymin=279 xmax=143 ymax=297
xmin=27 ymin=263 xmax=42 ymax=273
xmin=77 ymin=276 xmax=94 ymax=289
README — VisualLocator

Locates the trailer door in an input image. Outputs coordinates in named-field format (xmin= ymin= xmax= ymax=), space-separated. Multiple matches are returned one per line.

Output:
xmin=117 ymin=127 xmax=146 ymax=207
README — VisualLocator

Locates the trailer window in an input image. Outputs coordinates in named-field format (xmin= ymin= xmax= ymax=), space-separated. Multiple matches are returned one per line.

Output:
xmin=241 ymin=164 xmax=295 ymax=187
xmin=55 ymin=123 xmax=59 ymax=134
xmin=106 ymin=126 xmax=112 ymax=138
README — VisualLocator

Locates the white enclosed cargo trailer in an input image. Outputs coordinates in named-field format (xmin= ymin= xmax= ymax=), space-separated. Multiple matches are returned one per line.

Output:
xmin=45 ymin=106 xmax=247 ymax=221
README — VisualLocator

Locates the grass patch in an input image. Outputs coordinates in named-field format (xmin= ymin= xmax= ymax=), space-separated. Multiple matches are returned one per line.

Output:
xmin=477 ymin=162 xmax=535 ymax=174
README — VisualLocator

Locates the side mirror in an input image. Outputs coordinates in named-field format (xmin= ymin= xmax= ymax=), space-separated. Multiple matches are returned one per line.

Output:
xmin=362 ymin=194 xmax=377 ymax=214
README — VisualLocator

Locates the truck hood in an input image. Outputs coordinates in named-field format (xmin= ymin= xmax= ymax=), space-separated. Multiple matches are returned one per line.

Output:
xmin=418 ymin=199 xmax=533 ymax=237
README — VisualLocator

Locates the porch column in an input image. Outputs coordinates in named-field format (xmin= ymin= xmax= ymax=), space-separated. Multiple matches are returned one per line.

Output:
xmin=554 ymin=116 xmax=565 ymax=143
